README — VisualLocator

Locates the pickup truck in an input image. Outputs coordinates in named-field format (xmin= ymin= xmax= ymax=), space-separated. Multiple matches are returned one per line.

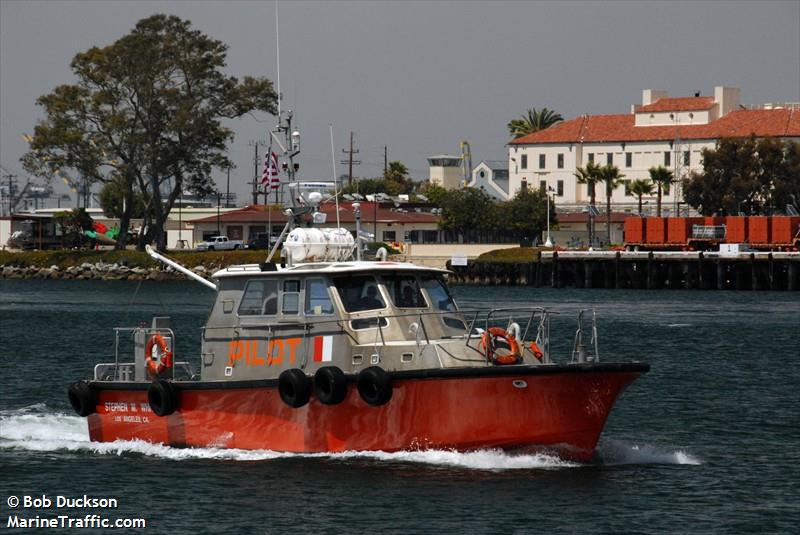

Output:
xmin=196 ymin=236 xmax=243 ymax=251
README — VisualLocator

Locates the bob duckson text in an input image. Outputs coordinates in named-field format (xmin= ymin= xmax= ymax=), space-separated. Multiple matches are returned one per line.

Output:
xmin=19 ymin=495 xmax=118 ymax=509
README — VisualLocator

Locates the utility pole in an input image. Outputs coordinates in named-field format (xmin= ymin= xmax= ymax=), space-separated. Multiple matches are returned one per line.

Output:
xmin=340 ymin=131 xmax=361 ymax=186
xmin=249 ymin=140 xmax=266 ymax=205
xmin=3 ymin=174 xmax=17 ymax=216
xmin=384 ymin=145 xmax=388 ymax=177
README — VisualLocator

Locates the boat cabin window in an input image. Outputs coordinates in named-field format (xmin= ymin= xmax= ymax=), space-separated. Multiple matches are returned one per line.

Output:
xmin=282 ymin=280 xmax=300 ymax=315
xmin=334 ymin=275 xmax=386 ymax=312
xmin=421 ymin=276 xmax=457 ymax=312
xmin=239 ymin=279 xmax=279 ymax=316
xmin=305 ymin=278 xmax=334 ymax=316
xmin=383 ymin=274 xmax=426 ymax=308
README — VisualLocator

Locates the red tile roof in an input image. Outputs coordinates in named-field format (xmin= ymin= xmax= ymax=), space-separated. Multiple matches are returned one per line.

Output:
xmin=635 ymin=96 xmax=715 ymax=112
xmin=191 ymin=202 xmax=440 ymax=225
xmin=509 ymin=108 xmax=800 ymax=145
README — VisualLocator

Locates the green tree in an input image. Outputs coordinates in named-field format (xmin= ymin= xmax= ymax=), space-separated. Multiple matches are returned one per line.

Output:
xmin=99 ymin=175 xmax=147 ymax=219
xmin=628 ymin=179 xmax=655 ymax=215
xmin=599 ymin=165 xmax=625 ymax=244
xmin=502 ymin=187 xmax=553 ymax=243
xmin=683 ymin=137 xmax=800 ymax=215
xmin=53 ymin=208 xmax=94 ymax=248
xmin=574 ymin=161 xmax=603 ymax=245
xmin=438 ymin=188 xmax=498 ymax=238
xmin=649 ymin=166 xmax=674 ymax=217
xmin=507 ymin=108 xmax=563 ymax=139
xmin=420 ymin=183 xmax=448 ymax=206
xmin=21 ymin=14 xmax=277 ymax=249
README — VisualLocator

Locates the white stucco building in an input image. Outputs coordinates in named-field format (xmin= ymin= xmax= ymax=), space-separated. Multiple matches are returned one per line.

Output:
xmin=507 ymin=86 xmax=800 ymax=215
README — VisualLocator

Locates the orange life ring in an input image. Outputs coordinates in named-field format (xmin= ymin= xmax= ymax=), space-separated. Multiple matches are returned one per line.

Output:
xmin=480 ymin=327 xmax=521 ymax=365
xmin=145 ymin=334 xmax=173 ymax=377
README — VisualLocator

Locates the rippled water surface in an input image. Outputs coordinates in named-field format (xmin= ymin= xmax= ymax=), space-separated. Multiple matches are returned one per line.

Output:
xmin=1 ymin=280 xmax=797 ymax=533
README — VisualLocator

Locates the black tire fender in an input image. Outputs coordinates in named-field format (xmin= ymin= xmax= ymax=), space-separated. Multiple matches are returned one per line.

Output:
xmin=313 ymin=366 xmax=348 ymax=405
xmin=278 ymin=369 xmax=312 ymax=408
xmin=148 ymin=379 xmax=178 ymax=417
xmin=357 ymin=366 xmax=393 ymax=406
xmin=68 ymin=380 xmax=96 ymax=417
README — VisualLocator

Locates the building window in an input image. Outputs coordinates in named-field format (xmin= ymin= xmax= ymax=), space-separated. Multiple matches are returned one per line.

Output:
xmin=382 ymin=230 xmax=396 ymax=242
xmin=521 ymin=154 xmax=528 ymax=169
xmin=588 ymin=153 xmax=594 ymax=164
xmin=539 ymin=180 xmax=546 ymax=193
xmin=557 ymin=154 xmax=564 ymax=169
xmin=683 ymin=151 xmax=690 ymax=166
xmin=539 ymin=154 xmax=546 ymax=169
xmin=625 ymin=152 xmax=632 ymax=167
xmin=606 ymin=153 xmax=613 ymax=165
xmin=664 ymin=151 xmax=671 ymax=166
xmin=521 ymin=180 xmax=527 ymax=190
xmin=624 ymin=180 xmax=632 ymax=196
xmin=557 ymin=180 xmax=564 ymax=196
xmin=423 ymin=230 xmax=438 ymax=243
xmin=587 ymin=183 xmax=595 ymax=198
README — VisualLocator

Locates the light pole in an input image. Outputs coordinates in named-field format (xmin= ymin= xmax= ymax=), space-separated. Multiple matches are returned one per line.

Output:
xmin=216 ymin=191 xmax=221 ymax=236
xmin=545 ymin=186 xmax=554 ymax=247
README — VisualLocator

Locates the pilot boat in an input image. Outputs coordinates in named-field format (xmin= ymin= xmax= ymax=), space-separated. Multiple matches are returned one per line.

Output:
xmin=67 ymin=116 xmax=648 ymax=462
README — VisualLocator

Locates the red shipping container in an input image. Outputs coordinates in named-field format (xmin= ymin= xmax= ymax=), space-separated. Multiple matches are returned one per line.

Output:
xmin=748 ymin=216 xmax=770 ymax=244
xmin=770 ymin=216 xmax=800 ymax=245
xmin=725 ymin=216 xmax=748 ymax=243
xmin=646 ymin=217 xmax=667 ymax=244
xmin=667 ymin=217 xmax=702 ymax=244
xmin=625 ymin=218 xmax=646 ymax=244
xmin=703 ymin=216 xmax=725 ymax=226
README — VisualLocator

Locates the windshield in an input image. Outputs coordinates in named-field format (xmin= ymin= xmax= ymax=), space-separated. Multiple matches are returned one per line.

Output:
xmin=383 ymin=274 xmax=426 ymax=308
xmin=421 ymin=276 xmax=456 ymax=312
xmin=333 ymin=275 xmax=386 ymax=312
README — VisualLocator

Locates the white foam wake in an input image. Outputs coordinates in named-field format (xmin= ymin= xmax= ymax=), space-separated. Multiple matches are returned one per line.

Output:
xmin=595 ymin=438 xmax=701 ymax=465
xmin=1 ymin=407 xmax=698 ymax=469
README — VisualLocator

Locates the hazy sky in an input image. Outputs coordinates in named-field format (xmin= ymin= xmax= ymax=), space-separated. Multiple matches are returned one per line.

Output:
xmin=2 ymin=0 xmax=799 ymax=204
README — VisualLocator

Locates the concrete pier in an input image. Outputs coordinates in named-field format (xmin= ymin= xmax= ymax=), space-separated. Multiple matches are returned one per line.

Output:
xmin=449 ymin=251 xmax=800 ymax=290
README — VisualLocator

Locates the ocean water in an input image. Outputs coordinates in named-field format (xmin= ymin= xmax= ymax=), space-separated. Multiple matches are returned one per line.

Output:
xmin=1 ymin=280 xmax=797 ymax=533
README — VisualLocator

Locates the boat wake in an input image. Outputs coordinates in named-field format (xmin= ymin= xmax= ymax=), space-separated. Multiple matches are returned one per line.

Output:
xmin=1 ymin=406 xmax=699 ymax=470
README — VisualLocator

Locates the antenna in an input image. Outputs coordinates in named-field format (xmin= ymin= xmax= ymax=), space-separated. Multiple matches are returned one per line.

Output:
xmin=275 ymin=0 xmax=281 ymax=119
xmin=330 ymin=124 xmax=340 ymax=227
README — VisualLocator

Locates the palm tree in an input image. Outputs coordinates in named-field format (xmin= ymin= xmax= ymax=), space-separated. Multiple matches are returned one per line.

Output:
xmin=599 ymin=165 xmax=625 ymax=245
xmin=649 ymin=166 xmax=674 ymax=217
xmin=507 ymin=108 xmax=564 ymax=139
xmin=629 ymin=179 xmax=655 ymax=215
xmin=574 ymin=161 xmax=603 ymax=246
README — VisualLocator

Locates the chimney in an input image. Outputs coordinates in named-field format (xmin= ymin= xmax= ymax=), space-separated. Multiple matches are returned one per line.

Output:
xmin=714 ymin=86 xmax=741 ymax=117
xmin=643 ymin=89 xmax=669 ymax=106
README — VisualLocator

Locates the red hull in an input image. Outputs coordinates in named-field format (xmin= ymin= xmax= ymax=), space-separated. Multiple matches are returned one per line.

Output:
xmin=87 ymin=366 xmax=645 ymax=462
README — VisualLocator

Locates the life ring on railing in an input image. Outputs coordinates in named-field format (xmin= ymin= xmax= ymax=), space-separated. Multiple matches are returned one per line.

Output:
xmin=145 ymin=334 xmax=173 ymax=377
xmin=481 ymin=327 xmax=522 ymax=365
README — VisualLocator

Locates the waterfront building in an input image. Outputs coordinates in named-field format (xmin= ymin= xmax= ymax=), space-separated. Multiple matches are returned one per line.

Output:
xmin=507 ymin=86 xmax=800 ymax=215
xmin=467 ymin=160 xmax=510 ymax=201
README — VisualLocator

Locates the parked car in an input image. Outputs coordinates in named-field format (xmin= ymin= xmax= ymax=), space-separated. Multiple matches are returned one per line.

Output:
xmin=247 ymin=233 xmax=279 ymax=250
xmin=196 ymin=236 xmax=243 ymax=251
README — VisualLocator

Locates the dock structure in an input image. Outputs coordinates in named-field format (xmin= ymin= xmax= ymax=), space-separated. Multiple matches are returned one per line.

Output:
xmin=448 ymin=251 xmax=800 ymax=291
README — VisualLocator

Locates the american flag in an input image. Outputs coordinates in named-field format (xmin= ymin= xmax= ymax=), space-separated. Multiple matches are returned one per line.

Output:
xmin=261 ymin=151 xmax=279 ymax=188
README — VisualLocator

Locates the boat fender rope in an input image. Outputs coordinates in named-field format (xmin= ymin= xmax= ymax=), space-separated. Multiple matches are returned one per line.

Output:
xmin=145 ymin=334 xmax=173 ymax=378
